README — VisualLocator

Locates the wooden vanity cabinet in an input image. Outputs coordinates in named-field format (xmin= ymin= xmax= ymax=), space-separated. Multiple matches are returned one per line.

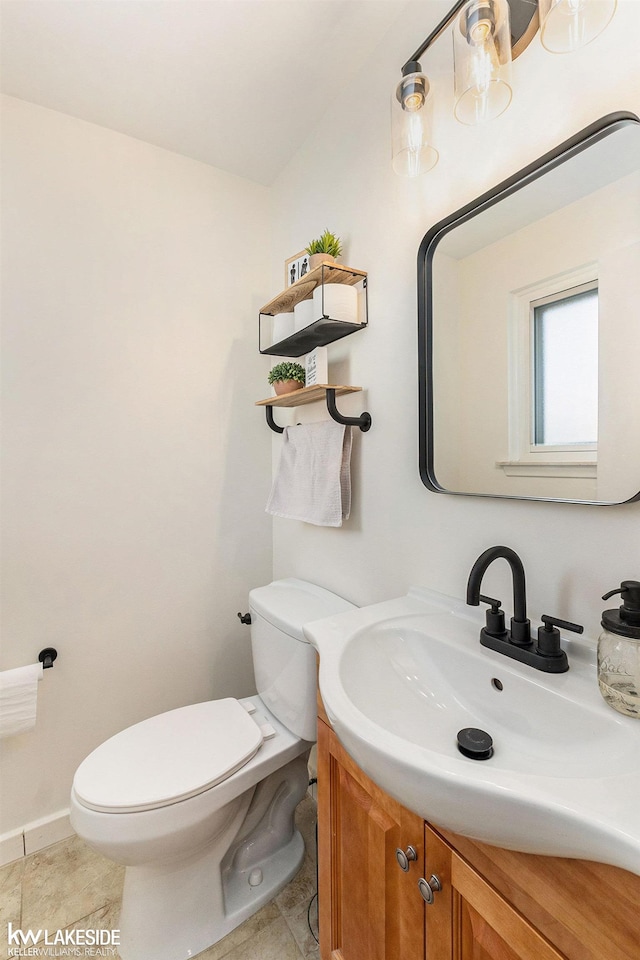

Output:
xmin=316 ymin=708 xmax=640 ymax=960
xmin=317 ymin=716 xmax=425 ymax=960
xmin=423 ymin=824 xmax=564 ymax=960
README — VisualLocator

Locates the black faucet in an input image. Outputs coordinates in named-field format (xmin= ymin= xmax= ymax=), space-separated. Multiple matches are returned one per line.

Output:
xmin=466 ymin=546 xmax=582 ymax=674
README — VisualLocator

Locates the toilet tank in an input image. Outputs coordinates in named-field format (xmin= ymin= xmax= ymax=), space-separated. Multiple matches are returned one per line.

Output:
xmin=249 ymin=579 xmax=355 ymax=741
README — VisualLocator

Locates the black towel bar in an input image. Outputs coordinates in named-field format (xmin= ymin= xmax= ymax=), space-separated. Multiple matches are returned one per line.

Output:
xmin=265 ymin=388 xmax=371 ymax=434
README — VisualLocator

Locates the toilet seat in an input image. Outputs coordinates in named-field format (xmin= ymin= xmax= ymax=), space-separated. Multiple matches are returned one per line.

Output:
xmin=73 ymin=699 xmax=265 ymax=814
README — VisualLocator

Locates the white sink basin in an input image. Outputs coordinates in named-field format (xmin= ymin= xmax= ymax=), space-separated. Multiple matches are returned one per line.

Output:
xmin=304 ymin=589 xmax=640 ymax=876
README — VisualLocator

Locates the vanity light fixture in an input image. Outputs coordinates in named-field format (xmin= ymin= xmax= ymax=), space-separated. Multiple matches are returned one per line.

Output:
xmin=393 ymin=0 xmax=617 ymax=176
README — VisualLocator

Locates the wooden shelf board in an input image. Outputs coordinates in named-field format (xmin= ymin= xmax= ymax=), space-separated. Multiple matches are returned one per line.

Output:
xmin=255 ymin=384 xmax=362 ymax=408
xmin=260 ymin=263 xmax=366 ymax=316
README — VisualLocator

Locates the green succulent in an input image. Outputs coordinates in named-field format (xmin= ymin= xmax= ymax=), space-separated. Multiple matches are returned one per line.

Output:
xmin=305 ymin=229 xmax=342 ymax=258
xmin=268 ymin=361 xmax=306 ymax=385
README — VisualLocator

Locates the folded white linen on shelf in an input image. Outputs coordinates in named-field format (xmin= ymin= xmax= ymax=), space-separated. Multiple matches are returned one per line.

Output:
xmin=266 ymin=420 xmax=352 ymax=526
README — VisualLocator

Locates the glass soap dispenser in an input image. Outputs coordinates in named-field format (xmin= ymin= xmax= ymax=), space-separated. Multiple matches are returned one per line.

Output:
xmin=598 ymin=580 xmax=640 ymax=718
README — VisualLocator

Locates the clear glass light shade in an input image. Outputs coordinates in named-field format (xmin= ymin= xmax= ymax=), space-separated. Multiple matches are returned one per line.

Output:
xmin=453 ymin=0 xmax=513 ymax=125
xmin=539 ymin=0 xmax=617 ymax=54
xmin=391 ymin=71 xmax=439 ymax=177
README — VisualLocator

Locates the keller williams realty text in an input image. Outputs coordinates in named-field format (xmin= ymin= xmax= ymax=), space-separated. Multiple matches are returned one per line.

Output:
xmin=7 ymin=925 xmax=120 ymax=947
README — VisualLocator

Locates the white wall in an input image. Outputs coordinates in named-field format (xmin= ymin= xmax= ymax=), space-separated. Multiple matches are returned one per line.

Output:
xmin=269 ymin=6 xmax=640 ymax=622
xmin=0 ymin=97 xmax=273 ymax=837
xmin=598 ymin=239 xmax=640 ymax=502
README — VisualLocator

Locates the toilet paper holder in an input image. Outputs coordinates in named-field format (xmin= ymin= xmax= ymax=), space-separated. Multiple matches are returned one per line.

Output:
xmin=38 ymin=648 xmax=58 ymax=670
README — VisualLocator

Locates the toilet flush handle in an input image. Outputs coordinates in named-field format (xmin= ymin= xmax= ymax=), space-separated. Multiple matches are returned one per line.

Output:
xmin=237 ymin=612 xmax=252 ymax=625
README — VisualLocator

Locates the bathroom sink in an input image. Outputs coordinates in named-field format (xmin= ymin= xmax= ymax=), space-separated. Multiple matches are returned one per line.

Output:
xmin=304 ymin=589 xmax=640 ymax=876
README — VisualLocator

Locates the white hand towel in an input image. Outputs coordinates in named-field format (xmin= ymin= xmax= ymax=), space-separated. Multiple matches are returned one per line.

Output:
xmin=0 ymin=662 xmax=43 ymax=738
xmin=266 ymin=421 xmax=352 ymax=527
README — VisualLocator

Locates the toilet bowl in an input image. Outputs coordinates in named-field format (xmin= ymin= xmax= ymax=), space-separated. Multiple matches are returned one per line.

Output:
xmin=70 ymin=579 xmax=355 ymax=960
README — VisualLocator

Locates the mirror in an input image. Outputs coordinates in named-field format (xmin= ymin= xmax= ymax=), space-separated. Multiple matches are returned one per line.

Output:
xmin=418 ymin=112 xmax=640 ymax=504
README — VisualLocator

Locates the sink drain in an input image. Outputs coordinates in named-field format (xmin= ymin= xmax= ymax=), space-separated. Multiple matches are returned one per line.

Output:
xmin=457 ymin=727 xmax=494 ymax=760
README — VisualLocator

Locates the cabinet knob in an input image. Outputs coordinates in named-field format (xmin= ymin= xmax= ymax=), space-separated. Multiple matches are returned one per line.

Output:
xmin=417 ymin=875 xmax=442 ymax=904
xmin=396 ymin=846 xmax=418 ymax=872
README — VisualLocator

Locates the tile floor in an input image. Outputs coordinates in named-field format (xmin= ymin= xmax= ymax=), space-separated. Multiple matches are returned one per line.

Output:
xmin=0 ymin=797 xmax=319 ymax=960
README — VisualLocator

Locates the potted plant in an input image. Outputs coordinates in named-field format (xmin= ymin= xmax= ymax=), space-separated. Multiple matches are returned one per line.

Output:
xmin=305 ymin=229 xmax=343 ymax=271
xmin=268 ymin=361 xmax=306 ymax=396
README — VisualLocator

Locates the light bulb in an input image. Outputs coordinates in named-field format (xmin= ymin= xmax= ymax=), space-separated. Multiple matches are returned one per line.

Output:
xmin=454 ymin=0 xmax=512 ymax=125
xmin=465 ymin=1 xmax=497 ymax=45
xmin=407 ymin=113 xmax=424 ymax=153
xmin=391 ymin=67 xmax=439 ymax=176
xmin=399 ymin=74 xmax=428 ymax=112
xmin=469 ymin=20 xmax=493 ymax=44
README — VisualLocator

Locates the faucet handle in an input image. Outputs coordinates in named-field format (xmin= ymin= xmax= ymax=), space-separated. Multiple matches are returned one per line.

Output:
xmin=540 ymin=615 xmax=584 ymax=635
xmin=537 ymin=615 xmax=583 ymax=658
xmin=479 ymin=594 xmax=501 ymax=610
xmin=479 ymin=595 xmax=507 ymax=637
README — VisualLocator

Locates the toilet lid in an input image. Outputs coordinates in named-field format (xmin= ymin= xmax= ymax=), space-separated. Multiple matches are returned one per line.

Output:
xmin=73 ymin=699 xmax=264 ymax=813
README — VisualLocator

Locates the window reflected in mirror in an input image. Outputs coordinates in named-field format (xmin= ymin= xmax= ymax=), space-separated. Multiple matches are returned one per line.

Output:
xmin=532 ymin=282 xmax=598 ymax=448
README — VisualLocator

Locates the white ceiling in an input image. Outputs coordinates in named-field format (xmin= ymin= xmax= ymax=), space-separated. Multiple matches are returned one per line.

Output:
xmin=0 ymin=0 xmax=417 ymax=185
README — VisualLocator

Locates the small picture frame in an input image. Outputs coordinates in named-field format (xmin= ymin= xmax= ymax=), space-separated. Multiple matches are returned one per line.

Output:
xmin=305 ymin=347 xmax=328 ymax=387
xmin=285 ymin=251 xmax=311 ymax=287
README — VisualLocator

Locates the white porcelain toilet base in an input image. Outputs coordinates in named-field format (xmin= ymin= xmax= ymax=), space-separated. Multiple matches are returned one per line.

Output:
xmin=118 ymin=791 xmax=252 ymax=960
xmin=116 ymin=757 xmax=308 ymax=960
xmin=120 ymin=831 xmax=305 ymax=960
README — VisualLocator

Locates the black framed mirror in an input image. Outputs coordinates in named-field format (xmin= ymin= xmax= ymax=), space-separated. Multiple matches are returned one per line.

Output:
xmin=418 ymin=112 xmax=640 ymax=505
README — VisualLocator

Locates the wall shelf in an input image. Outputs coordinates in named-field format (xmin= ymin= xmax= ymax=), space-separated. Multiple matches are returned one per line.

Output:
xmin=260 ymin=318 xmax=364 ymax=358
xmin=259 ymin=262 xmax=368 ymax=357
xmin=255 ymin=384 xmax=360 ymax=408
xmin=256 ymin=385 xmax=371 ymax=433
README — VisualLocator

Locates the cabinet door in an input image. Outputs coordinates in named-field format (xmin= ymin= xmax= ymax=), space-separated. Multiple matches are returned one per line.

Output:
xmin=425 ymin=825 xmax=566 ymax=960
xmin=317 ymin=719 xmax=425 ymax=960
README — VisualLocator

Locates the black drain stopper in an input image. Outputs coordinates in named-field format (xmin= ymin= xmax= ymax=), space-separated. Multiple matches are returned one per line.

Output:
xmin=457 ymin=727 xmax=494 ymax=760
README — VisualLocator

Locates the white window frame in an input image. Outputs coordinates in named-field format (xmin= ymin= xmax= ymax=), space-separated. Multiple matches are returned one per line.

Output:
xmin=499 ymin=266 xmax=598 ymax=479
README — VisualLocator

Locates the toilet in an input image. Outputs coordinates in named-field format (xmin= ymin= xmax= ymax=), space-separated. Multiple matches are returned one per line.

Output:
xmin=70 ymin=579 xmax=354 ymax=960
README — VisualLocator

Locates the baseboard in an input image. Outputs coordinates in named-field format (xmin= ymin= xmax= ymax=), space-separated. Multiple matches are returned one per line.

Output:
xmin=0 ymin=829 xmax=24 ymax=866
xmin=0 ymin=809 xmax=74 ymax=865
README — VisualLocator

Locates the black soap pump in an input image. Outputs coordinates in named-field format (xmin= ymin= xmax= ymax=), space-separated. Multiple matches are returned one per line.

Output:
xmin=597 ymin=580 xmax=640 ymax=718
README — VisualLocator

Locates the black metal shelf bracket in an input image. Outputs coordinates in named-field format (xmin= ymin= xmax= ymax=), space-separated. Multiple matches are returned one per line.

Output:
xmin=265 ymin=406 xmax=285 ymax=434
xmin=265 ymin=391 xmax=371 ymax=434
xmin=326 ymin=389 xmax=372 ymax=432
